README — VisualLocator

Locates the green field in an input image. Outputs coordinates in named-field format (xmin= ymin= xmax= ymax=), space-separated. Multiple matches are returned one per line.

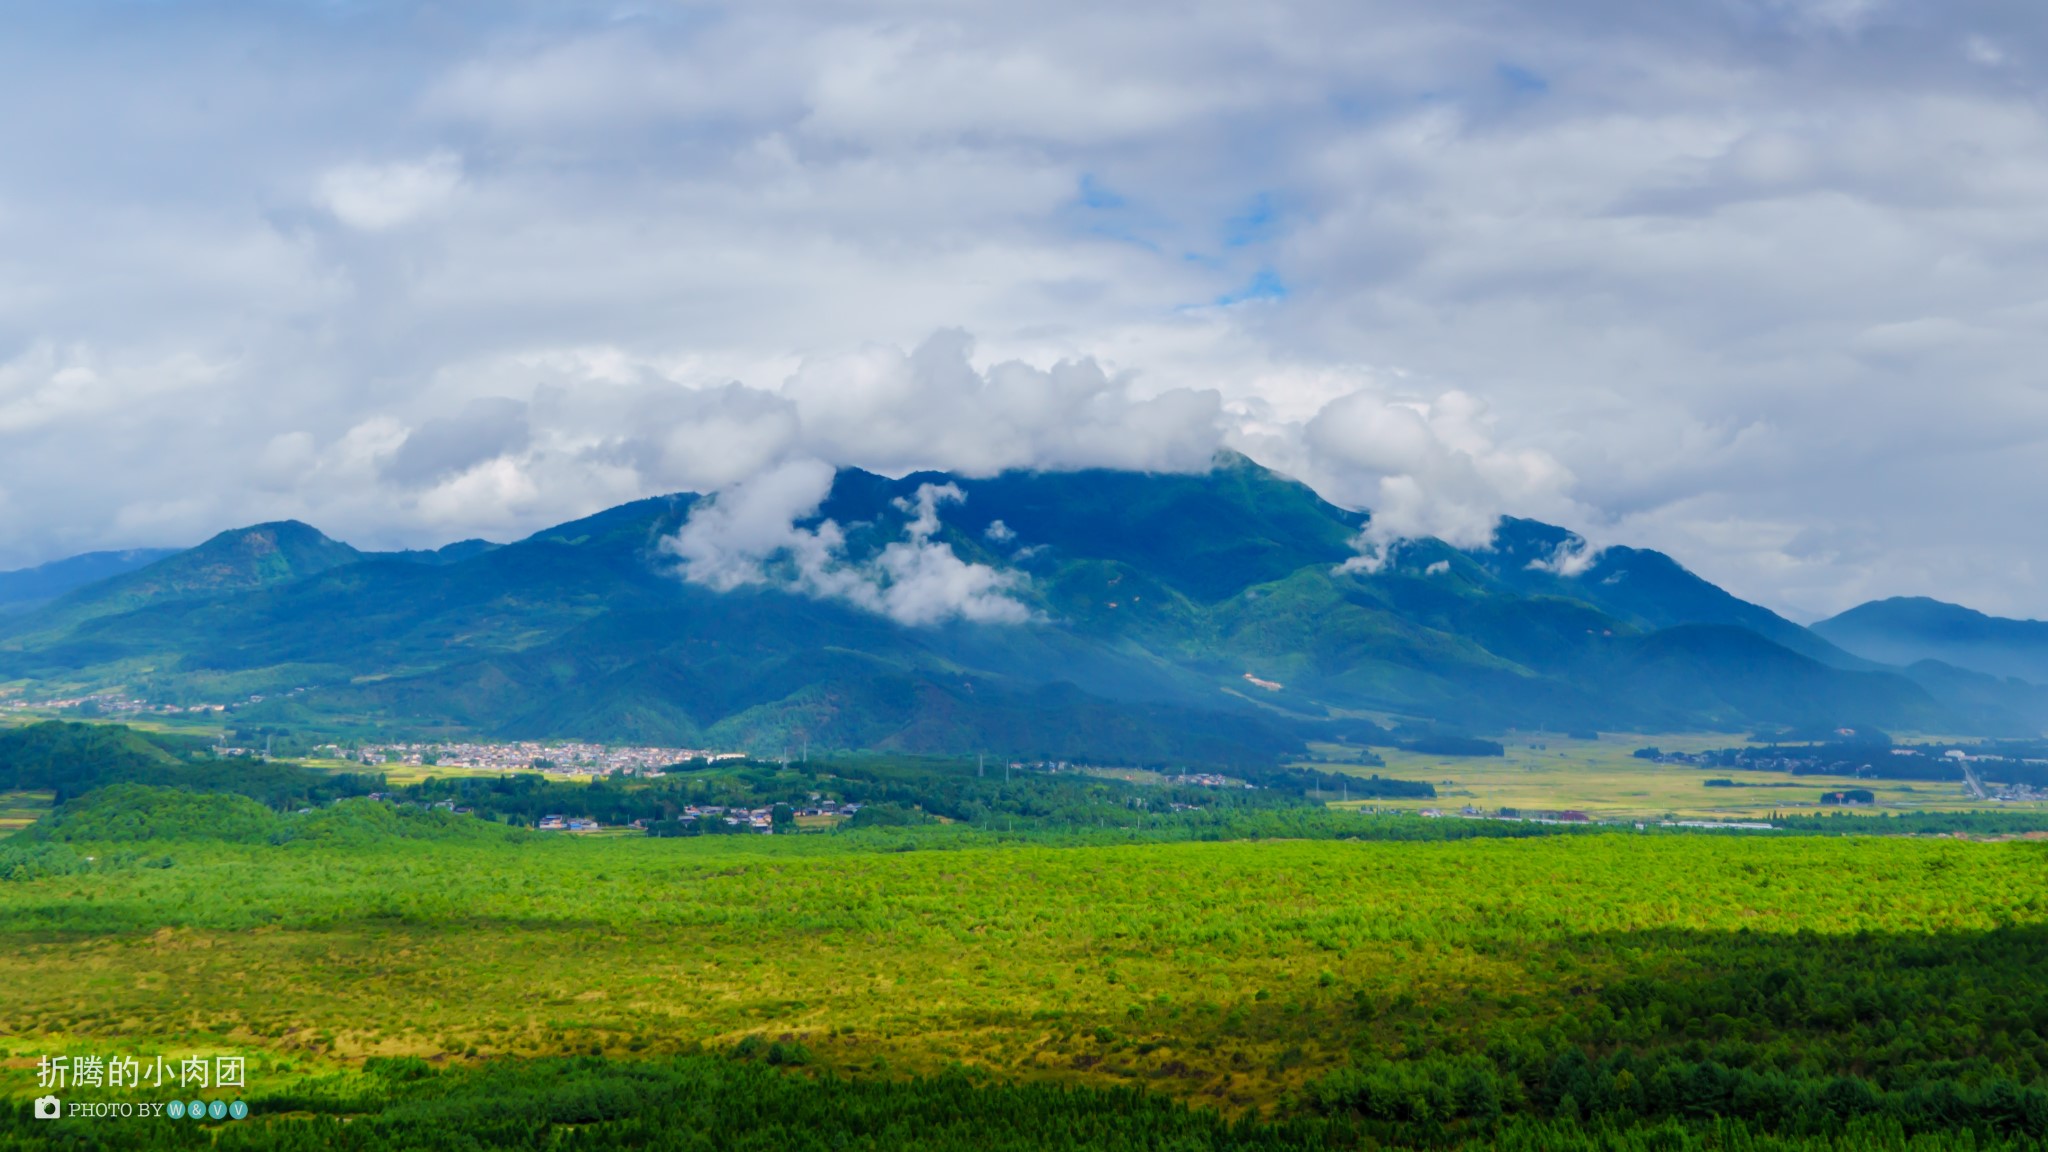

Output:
xmin=7 ymin=818 xmax=2048 ymax=1146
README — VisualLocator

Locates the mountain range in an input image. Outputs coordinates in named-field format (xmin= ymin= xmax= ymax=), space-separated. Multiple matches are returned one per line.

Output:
xmin=0 ymin=455 xmax=2040 ymax=763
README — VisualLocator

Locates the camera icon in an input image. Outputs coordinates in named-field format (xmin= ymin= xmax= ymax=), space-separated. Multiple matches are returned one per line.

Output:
xmin=32 ymin=1095 xmax=60 ymax=1120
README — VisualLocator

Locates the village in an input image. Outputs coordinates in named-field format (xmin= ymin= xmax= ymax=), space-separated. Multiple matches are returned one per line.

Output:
xmin=327 ymin=741 xmax=746 ymax=776
xmin=543 ymin=798 xmax=867 ymax=834
xmin=1417 ymin=805 xmax=1775 ymax=831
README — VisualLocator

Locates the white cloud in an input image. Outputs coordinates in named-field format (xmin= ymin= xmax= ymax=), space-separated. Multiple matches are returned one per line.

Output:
xmin=1284 ymin=389 xmax=1579 ymax=572
xmin=661 ymin=461 xmax=1030 ymax=626
xmin=1527 ymin=536 xmax=1599 ymax=578
xmin=866 ymin=482 xmax=1034 ymax=625
xmin=317 ymin=152 xmax=463 ymax=231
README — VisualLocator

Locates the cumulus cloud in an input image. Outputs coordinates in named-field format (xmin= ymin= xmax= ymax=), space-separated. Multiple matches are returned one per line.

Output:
xmin=661 ymin=461 xmax=1030 ymax=626
xmin=317 ymin=151 xmax=464 ymax=231
xmin=1278 ymin=389 xmax=1579 ymax=572
xmin=382 ymin=329 xmax=1226 ymax=519
xmin=779 ymin=329 xmax=1225 ymax=477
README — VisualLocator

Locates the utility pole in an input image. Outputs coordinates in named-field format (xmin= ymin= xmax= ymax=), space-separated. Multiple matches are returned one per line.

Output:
xmin=978 ymin=753 xmax=984 ymax=778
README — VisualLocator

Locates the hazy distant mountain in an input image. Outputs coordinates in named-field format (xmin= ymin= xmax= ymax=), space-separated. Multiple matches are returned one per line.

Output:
xmin=1815 ymin=597 xmax=2048 ymax=687
xmin=0 ymin=548 xmax=180 ymax=614
xmin=0 ymin=458 xmax=2001 ymax=760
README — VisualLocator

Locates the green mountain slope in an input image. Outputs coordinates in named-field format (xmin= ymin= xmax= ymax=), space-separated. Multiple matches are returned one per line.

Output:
xmin=1 ymin=521 xmax=363 ymax=642
xmin=0 ymin=460 xmax=1988 ymax=759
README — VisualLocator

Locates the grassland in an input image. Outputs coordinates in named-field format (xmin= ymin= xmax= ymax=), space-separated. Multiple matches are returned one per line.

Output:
xmin=3 ymin=828 xmax=2045 ymax=1110
xmin=1302 ymin=733 xmax=2025 ymax=820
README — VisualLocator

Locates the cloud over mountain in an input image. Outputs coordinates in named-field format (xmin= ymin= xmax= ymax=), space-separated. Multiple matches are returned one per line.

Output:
xmin=662 ymin=460 xmax=1031 ymax=626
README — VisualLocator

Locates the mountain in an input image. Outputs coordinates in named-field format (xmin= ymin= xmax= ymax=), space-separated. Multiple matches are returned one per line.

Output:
xmin=0 ymin=459 xmax=1995 ymax=761
xmin=1815 ymin=597 xmax=2048 ymax=687
xmin=16 ymin=521 xmax=364 ymax=634
xmin=0 ymin=548 xmax=180 ymax=614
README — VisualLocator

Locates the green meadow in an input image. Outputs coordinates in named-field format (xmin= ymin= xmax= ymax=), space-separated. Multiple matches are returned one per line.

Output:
xmin=7 ymin=816 xmax=2048 ymax=1148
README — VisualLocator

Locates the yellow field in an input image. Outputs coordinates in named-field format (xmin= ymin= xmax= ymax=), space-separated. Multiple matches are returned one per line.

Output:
xmin=0 ymin=791 xmax=53 ymax=838
xmin=307 ymin=757 xmax=603 ymax=787
xmin=1301 ymin=732 xmax=2029 ymax=821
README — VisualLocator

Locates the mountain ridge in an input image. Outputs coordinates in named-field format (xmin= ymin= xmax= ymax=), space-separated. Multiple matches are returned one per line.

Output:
xmin=0 ymin=461 xmax=2027 ymax=758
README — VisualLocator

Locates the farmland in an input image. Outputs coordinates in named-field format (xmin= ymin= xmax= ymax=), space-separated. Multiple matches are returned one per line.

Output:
xmin=0 ymin=791 xmax=49 ymax=837
xmin=1309 ymin=733 xmax=2029 ymax=820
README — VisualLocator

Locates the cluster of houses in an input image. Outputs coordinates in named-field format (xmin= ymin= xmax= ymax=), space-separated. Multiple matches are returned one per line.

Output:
xmin=1168 ymin=772 xmax=1253 ymax=789
xmin=328 ymin=740 xmax=744 ymax=776
xmin=1421 ymin=806 xmax=1593 ymax=824
xmin=536 ymin=800 xmax=867 ymax=835
xmin=1418 ymin=806 xmax=1775 ymax=831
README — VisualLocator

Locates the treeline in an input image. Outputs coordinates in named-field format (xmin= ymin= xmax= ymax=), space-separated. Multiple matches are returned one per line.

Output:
xmin=1769 ymin=809 xmax=2048 ymax=835
xmin=392 ymin=755 xmax=1434 ymax=834
xmin=5 ymin=782 xmax=1583 ymax=857
xmin=0 ymin=721 xmax=380 ymax=806
xmin=4 ymin=1053 xmax=2041 ymax=1150
xmin=1637 ymin=737 xmax=2048 ymax=790
xmin=12 ymin=784 xmax=519 ymax=851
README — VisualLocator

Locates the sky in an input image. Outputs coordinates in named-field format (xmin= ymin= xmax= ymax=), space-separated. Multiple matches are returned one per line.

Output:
xmin=1 ymin=0 xmax=2045 ymax=621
